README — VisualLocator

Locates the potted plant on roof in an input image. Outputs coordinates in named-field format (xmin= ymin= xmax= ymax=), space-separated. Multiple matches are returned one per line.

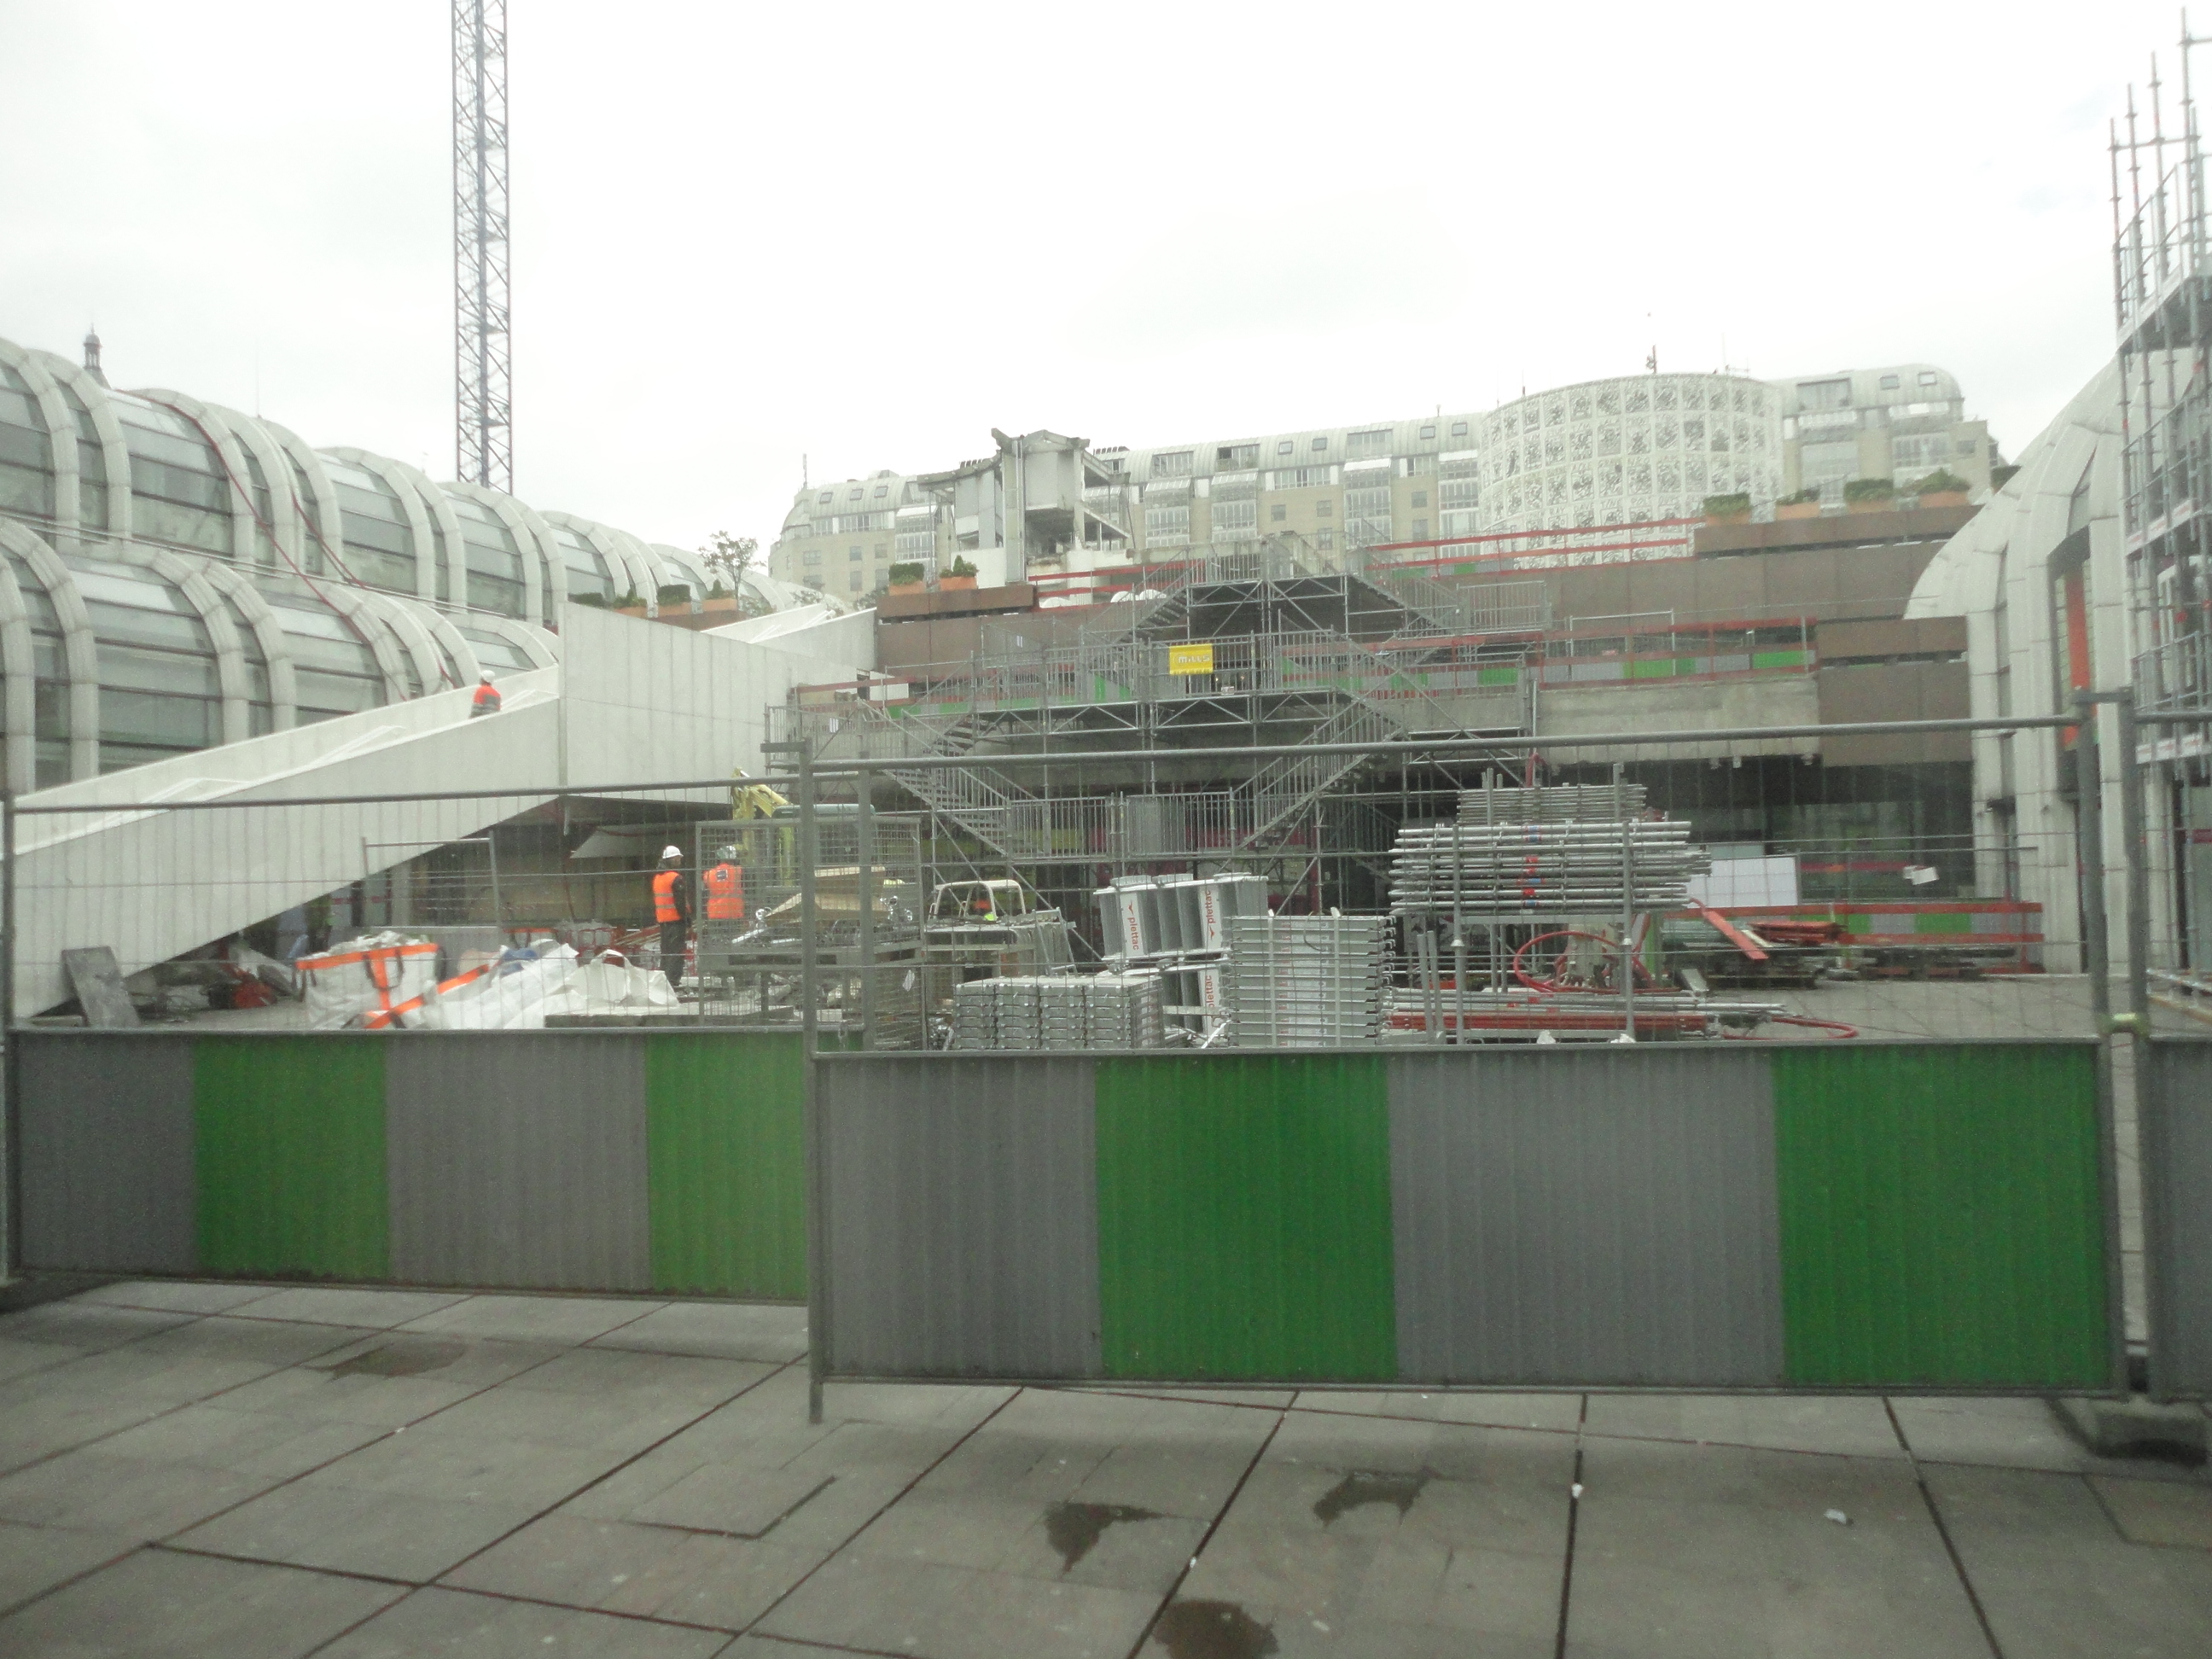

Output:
xmin=702 ymin=580 xmax=738 ymax=614
xmin=612 ymin=588 xmax=647 ymax=617
xmin=887 ymin=561 xmax=927 ymax=596
xmin=1776 ymin=487 xmax=1823 ymax=521
xmin=1905 ymin=469 xmax=1972 ymax=509
xmin=939 ymin=556 xmax=980 ymax=591
xmin=1701 ymin=492 xmax=1751 ymax=525
xmin=1844 ymin=477 xmax=1895 ymax=514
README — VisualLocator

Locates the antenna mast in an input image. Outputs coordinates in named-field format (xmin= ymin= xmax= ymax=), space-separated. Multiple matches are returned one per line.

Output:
xmin=454 ymin=1 xmax=512 ymax=492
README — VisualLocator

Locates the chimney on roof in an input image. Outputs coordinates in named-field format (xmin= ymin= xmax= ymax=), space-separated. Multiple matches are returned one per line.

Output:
xmin=83 ymin=329 xmax=108 ymax=387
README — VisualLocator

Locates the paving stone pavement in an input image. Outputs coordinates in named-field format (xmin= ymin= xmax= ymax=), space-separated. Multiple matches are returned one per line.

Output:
xmin=1 ymin=1281 xmax=2209 ymax=1657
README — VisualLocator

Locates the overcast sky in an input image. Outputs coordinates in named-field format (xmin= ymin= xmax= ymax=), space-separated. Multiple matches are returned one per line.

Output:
xmin=0 ymin=1 xmax=2184 ymax=552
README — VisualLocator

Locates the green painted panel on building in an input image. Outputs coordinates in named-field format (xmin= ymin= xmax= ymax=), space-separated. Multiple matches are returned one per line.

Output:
xmin=646 ymin=1033 xmax=807 ymax=1298
xmin=1095 ymin=1054 xmax=1396 ymax=1382
xmin=1916 ymin=912 xmax=1974 ymax=934
xmin=1626 ymin=658 xmax=1684 ymax=679
xmin=1478 ymin=666 xmax=1521 ymax=686
xmin=1773 ymin=1045 xmax=2110 ymax=1388
xmin=194 ymin=1038 xmax=388 ymax=1278
xmin=1752 ymin=650 xmax=1809 ymax=669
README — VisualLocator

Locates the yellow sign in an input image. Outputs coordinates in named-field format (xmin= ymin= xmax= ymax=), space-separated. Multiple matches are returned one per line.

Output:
xmin=1167 ymin=643 xmax=1215 ymax=676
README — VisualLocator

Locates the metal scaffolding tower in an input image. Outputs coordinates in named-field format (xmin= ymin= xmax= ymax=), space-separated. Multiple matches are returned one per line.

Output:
xmin=453 ymin=1 xmax=512 ymax=492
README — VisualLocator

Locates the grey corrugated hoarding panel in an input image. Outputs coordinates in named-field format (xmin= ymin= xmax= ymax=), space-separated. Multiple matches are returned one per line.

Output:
xmin=1389 ymin=1047 xmax=1784 ymax=1386
xmin=384 ymin=1033 xmax=650 ymax=1291
xmin=17 ymin=1033 xmax=197 ymax=1274
xmin=820 ymin=1055 xmax=1102 ymax=1379
xmin=2141 ymin=1039 xmax=2212 ymax=1399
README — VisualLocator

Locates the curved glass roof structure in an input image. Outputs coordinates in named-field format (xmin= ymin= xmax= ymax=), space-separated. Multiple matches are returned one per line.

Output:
xmin=0 ymin=333 xmax=786 ymax=789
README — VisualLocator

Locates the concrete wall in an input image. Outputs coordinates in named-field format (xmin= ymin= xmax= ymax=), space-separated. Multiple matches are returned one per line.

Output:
xmin=1535 ymin=675 xmax=1821 ymax=761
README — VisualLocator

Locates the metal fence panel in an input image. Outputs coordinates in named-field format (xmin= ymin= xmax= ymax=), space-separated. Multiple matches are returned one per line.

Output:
xmin=17 ymin=1033 xmax=198 ymax=1275
xmin=385 ymin=1033 xmax=650 ymax=1291
xmin=1771 ymin=1044 xmax=2113 ymax=1388
xmin=645 ymin=1033 xmax=808 ymax=1299
xmin=1388 ymin=1048 xmax=1784 ymax=1386
xmin=820 ymin=1055 xmax=1102 ymax=1379
xmin=2141 ymin=1039 xmax=2212 ymax=1398
xmin=193 ymin=1037 xmax=390 ymax=1279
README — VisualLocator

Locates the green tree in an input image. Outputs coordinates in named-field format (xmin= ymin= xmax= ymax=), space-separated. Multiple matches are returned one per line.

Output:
xmin=700 ymin=531 xmax=759 ymax=592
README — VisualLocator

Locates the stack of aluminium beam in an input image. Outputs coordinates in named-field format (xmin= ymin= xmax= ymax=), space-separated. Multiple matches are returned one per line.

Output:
xmin=1457 ymin=781 xmax=1647 ymax=825
xmin=1388 ymin=818 xmax=1706 ymax=917
xmin=1225 ymin=914 xmax=1388 ymax=1046
xmin=1084 ymin=973 xmax=1167 ymax=1049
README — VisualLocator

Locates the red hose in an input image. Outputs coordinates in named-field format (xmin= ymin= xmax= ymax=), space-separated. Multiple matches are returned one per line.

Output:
xmin=1510 ymin=928 xmax=1658 ymax=993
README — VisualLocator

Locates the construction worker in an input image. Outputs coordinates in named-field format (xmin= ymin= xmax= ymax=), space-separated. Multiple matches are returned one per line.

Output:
xmin=703 ymin=844 xmax=745 ymax=923
xmin=470 ymin=670 xmax=502 ymax=718
xmin=651 ymin=845 xmax=690 ymax=991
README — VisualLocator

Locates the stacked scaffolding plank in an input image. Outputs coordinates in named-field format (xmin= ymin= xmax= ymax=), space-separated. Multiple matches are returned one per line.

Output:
xmin=1225 ymin=914 xmax=1388 ymax=1047
xmin=949 ymin=974 xmax=1166 ymax=1051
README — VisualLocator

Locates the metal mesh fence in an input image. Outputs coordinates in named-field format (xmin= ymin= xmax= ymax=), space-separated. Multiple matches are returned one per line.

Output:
xmin=0 ymin=710 xmax=2154 ymax=1051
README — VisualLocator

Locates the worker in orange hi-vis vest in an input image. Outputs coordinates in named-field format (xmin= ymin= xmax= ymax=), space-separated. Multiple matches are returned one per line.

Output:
xmin=703 ymin=844 xmax=745 ymax=922
xmin=650 ymin=846 xmax=690 ymax=992
xmin=469 ymin=670 xmax=502 ymax=717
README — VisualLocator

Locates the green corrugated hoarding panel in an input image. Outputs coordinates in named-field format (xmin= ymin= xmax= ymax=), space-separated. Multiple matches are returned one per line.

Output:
xmin=1095 ymin=1053 xmax=1396 ymax=1382
xmin=194 ymin=1037 xmax=388 ymax=1278
xmin=1915 ymin=912 xmax=1973 ymax=934
xmin=646 ymin=1033 xmax=807 ymax=1298
xmin=1773 ymin=1045 xmax=2110 ymax=1388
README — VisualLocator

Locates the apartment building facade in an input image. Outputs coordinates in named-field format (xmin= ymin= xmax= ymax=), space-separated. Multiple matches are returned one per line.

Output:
xmin=1776 ymin=364 xmax=2000 ymax=503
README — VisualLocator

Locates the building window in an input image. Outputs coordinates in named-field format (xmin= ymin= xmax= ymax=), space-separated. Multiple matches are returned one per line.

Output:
xmin=1311 ymin=436 xmax=1327 ymax=451
xmin=1270 ymin=502 xmax=1286 ymax=521
xmin=1151 ymin=451 xmax=1193 ymax=478
xmin=849 ymin=572 xmax=862 ymax=591
xmin=1411 ymin=490 xmax=1428 ymax=508
xmin=1451 ymin=422 xmax=1468 ymax=437
xmin=1216 ymin=443 xmax=1258 ymax=469
xmin=872 ymin=484 xmax=888 ymax=497
xmin=847 ymin=488 xmax=862 ymax=501
xmin=875 ymin=543 xmax=889 ymax=556
xmin=818 ymin=492 xmax=832 ymax=504
xmin=803 ymin=550 xmax=822 ymax=566
xmin=1798 ymin=379 xmax=1851 ymax=411
xmin=1419 ymin=424 xmax=1435 ymax=439
xmin=1918 ymin=371 xmax=1939 ymax=387
xmin=1277 ymin=440 xmax=1294 ymax=455
xmin=1318 ymin=529 xmax=1334 ymax=550
xmin=1412 ymin=519 xmax=1429 ymax=538
xmin=1315 ymin=498 xmax=1333 ymax=517
xmin=1880 ymin=375 xmax=1900 ymax=390
xmin=1957 ymin=439 xmax=1977 ymax=455
xmin=1347 ymin=428 xmax=1394 ymax=459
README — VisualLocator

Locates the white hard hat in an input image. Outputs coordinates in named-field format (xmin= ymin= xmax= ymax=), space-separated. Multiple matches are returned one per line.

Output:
xmin=661 ymin=845 xmax=683 ymax=861
xmin=479 ymin=669 xmax=495 ymax=682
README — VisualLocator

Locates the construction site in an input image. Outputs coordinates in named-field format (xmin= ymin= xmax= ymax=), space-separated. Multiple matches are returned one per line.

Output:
xmin=4 ymin=8 xmax=2212 ymax=1658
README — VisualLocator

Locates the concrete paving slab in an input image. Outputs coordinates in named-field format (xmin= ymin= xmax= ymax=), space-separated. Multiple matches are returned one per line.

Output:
xmin=0 ymin=1299 xmax=193 ymax=1353
xmin=1566 ymin=1437 xmax=1988 ymax=1658
xmin=1929 ymin=1464 xmax=2212 ymax=1658
xmin=415 ymin=1382 xmax=732 ymax=1459
xmin=299 ymin=1420 xmax=639 ymax=1511
xmin=0 ymin=1382 xmax=181 ymax=1476
xmin=79 ymin=1401 xmax=389 ymax=1479
xmin=0 ymin=1518 xmax=137 ymax=1615
xmin=0 ymin=1445 xmax=322 ymax=1542
xmin=318 ymin=1584 xmax=731 ymax=1657
xmin=589 ymin=1301 xmax=810 ymax=1364
xmin=1291 ymin=1388 xmax=1586 ymax=1435
xmin=2091 ymin=1473 xmax=2212 ymax=1548
xmin=77 ymin=1280 xmax=282 ymax=1316
xmin=851 ymin=1487 xmax=1207 ymax=1594
xmin=1895 ymin=1395 xmax=2212 ymax=1483
xmin=396 ymin=1293 xmax=670 ymax=1346
xmin=445 ymin=1511 xmax=823 ymax=1630
xmin=1581 ymin=1393 xmax=1907 ymax=1459
xmin=762 ymin=1550 xmax=1162 ymax=1659
xmin=0 ymin=1336 xmax=83 ymax=1384
xmin=23 ymin=1316 xmax=371 ymax=1409
xmin=230 ymin=1286 xmax=469 ymax=1329
xmin=218 ymin=1332 xmax=562 ymax=1427
xmin=0 ymin=1545 xmax=406 ymax=1657
xmin=173 ymin=1477 xmax=543 ymax=1582
xmin=1171 ymin=1417 xmax=1572 ymax=1658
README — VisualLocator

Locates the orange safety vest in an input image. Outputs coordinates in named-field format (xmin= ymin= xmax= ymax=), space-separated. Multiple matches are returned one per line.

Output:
xmin=652 ymin=868 xmax=684 ymax=923
xmin=703 ymin=862 xmax=744 ymax=920
xmin=471 ymin=683 xmax=501 ymax=714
